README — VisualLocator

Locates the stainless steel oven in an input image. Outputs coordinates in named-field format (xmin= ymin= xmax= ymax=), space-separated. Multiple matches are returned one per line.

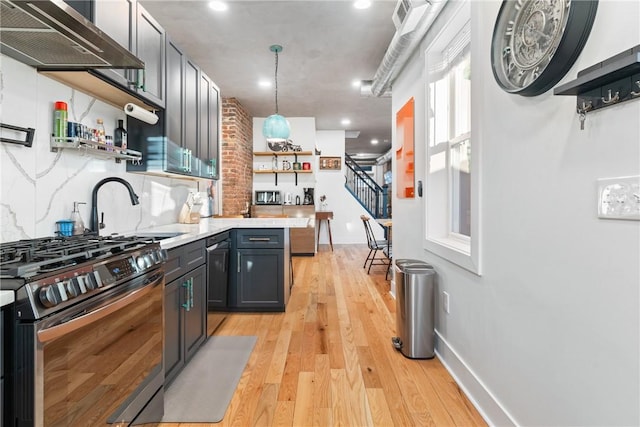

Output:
xmin=1 ymin=235 xmax=166 ymax=426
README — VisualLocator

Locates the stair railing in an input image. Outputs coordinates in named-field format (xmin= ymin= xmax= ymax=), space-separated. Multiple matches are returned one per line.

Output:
xmin=344 ymin=154 xmax=389 ymax=219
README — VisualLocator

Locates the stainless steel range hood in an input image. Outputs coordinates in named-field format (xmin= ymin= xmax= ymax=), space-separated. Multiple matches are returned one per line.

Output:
xmin=0 ymin=0 xmax=143 ymax=69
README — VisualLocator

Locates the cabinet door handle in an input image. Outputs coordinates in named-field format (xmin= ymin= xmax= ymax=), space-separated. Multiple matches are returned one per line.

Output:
xmin=248 ymin=237 xmax=271 ymax=241
xmin=183 ymin=149 xmax=190 ymax=172
xmin=237 ymin=252 xmax=241 ymax=273
xmin=189 ymin=278 xmax=194 ymax=310
xmin=222 ymin=251 xmax=227 ymax=273
xmin=182 ymin=281 xmax=190 ymax=311
xmin=137 ymin=69 xmax=146 ymax=91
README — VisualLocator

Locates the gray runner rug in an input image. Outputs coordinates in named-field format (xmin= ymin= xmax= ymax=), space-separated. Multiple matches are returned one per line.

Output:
xmin=161 ymin=335 xmax=257 ymax=423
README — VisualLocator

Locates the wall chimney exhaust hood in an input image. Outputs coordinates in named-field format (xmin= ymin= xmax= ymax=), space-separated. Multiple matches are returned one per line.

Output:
xmin=0 ymin=0 xmax=143 ymax=69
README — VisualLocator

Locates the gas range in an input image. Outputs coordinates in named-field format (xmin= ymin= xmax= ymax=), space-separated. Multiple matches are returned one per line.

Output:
xmin=0 ymin=234 xmax=166 ymax=320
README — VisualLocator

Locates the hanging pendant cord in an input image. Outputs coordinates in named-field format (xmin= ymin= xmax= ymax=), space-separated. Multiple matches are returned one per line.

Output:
xmin=274 ymin=49 xmax=279 ymax=114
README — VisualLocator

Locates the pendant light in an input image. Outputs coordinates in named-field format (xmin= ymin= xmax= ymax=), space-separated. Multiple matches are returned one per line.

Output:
xmin=263 ymin=44 xmax=291 ymax=143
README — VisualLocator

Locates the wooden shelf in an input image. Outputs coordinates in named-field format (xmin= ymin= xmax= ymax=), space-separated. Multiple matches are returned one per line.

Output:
xmin=254 ymin=169 xmax=312 ymax=174
xmin=254 ymin=151 xmax=313 ymax=156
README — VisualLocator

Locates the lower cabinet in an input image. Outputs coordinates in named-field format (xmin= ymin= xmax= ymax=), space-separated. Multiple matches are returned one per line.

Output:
xmin=164 ymin=241 xmax=207 ymax=385
xmin=229 ymin=229 xmax=286 ymax=311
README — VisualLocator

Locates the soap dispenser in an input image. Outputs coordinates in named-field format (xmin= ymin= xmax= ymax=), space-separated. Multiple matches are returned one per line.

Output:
xmin=71 ymin=202 xmax=86 ymax=235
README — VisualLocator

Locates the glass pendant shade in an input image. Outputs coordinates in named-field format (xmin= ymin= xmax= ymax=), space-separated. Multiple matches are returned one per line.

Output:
xmin=263 ymin=114 xmax=290 ymax=142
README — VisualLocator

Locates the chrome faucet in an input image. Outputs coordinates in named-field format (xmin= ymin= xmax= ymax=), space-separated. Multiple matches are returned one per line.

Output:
xmin=90 ymin=177 xmax=140 ymax=234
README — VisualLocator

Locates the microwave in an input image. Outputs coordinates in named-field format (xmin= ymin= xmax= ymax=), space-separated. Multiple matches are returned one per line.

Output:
xmin=255 ymin=190 xmax=281 ymax=205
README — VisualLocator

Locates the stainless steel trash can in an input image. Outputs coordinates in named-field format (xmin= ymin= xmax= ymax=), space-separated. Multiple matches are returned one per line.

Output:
xmin=392 ymin=259 xmax=435 ymax=359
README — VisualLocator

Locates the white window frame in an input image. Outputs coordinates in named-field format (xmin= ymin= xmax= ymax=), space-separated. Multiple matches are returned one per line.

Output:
xmin=423 ymin=0 xmax=481 ymax=275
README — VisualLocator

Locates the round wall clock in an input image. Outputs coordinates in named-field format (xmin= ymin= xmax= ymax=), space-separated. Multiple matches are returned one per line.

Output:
xmin=491 ymin=0 xmax=598 ymax=96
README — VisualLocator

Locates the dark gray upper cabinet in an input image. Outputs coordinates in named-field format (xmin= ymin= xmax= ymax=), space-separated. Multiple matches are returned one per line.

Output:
xmin=165 ymin=38 xmax=186 ymax=175
xmin=67 ymin=0 xmax=165 ymax=109
xmin=127 ymin=35 xmax=220 ymax=180
xmin=134 ymin=5 xmax=166 ymax=108
xmin=184 ymin=58 xmax=201 ymax=177
xmin=200 ymin=73 xmax=221 ymax=180
xmin=93 ymin=0 xmax=134 ymax=89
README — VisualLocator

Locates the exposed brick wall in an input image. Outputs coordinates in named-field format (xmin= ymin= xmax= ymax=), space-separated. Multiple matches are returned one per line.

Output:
xmin=221 ymin=98 xmax=253 ymax=216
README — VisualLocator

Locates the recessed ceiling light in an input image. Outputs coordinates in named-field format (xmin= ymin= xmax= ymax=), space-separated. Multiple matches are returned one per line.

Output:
xmin=371 ymin=139 xmax=379 ymax=145
xmin=209 ymin=1 xmax=228 ymax=12
xmin=352 ymin=79 xmax=361 ymax=88
xmin=354 ymin=0 xmax=371 ymax=9
xmin=341 ymin=118 xmax=351 ymax=125
xmin=258 ymin=80 xmax=271 ymax=88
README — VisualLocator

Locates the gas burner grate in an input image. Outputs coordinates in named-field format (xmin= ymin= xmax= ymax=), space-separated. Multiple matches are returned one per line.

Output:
xmin=0 ymin=235 xmax=156 ymax=278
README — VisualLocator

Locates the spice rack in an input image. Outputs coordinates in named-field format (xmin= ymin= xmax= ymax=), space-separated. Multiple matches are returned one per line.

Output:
xmin=50 ymin=137 xmax=142 ymax=163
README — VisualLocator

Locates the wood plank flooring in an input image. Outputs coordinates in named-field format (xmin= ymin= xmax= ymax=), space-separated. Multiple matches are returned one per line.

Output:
xmin=160 ymin=245 xmax=486 ymax=427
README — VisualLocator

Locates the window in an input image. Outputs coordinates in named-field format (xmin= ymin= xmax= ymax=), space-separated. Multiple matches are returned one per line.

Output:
xmin=424 ymin=1 xmax=480 ymax=274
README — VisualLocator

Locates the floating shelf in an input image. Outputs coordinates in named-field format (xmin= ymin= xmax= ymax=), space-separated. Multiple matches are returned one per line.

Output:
xmin=554 ymin=44 xmax=640 ymax=118
xmin=254 ymin=151 xmax=313 ymax=157
xmin=51 ymin=137 xmax=142 ymax=163
xmin=254 ymin=169 xmax=313 ymax=174
xmin=254 ymin=169 xmax=312 ymax=185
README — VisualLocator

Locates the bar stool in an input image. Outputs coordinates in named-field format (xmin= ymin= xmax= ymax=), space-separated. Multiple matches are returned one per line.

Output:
xmin=315 ymin=210 xmax=334 ymax=251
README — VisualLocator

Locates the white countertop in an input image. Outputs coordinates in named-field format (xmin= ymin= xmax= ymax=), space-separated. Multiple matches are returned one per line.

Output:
xmin=134 ymin=217 xmax=309 ymax=249
xmin=1 ymin=290 xmax=15 ymax=308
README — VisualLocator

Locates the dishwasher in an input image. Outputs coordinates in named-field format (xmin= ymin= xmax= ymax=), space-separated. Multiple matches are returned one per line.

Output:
xmin=206 ymin=231 xmax=230 ymax=332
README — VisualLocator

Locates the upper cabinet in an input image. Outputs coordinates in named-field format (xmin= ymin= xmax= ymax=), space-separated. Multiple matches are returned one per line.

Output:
xmin=199 ymin=73 xmax=221 ymax=180
xmin=127 ymin=36 xmax=221 ymax=180
xmin=65 ymin=0 xmax=166 ymax=109
xmin=134 ymin=5 xmax=166 ymax=107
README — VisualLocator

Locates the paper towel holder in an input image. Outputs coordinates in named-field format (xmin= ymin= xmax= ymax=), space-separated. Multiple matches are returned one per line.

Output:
xmin=124 ymin=103 xmax=159 ymax=125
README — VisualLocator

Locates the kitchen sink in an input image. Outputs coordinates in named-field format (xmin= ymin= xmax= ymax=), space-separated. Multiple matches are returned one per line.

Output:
xmin=136 ymin=232 xmax=186 ymax=240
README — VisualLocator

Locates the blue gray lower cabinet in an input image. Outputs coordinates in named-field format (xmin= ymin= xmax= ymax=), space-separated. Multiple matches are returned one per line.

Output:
xmin=228 ymin=229 xmax=286 ymax=312
xmin=164 ymin=240 xmax=207 ymax=385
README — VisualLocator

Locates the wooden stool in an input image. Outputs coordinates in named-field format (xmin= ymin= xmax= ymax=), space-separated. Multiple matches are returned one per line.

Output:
xmin=315 ymin=211 xmax=334 ymax=251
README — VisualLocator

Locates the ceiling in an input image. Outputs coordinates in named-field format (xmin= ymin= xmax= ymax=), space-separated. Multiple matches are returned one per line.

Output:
xmin=139 ymin=0 xmax=398 ymax=159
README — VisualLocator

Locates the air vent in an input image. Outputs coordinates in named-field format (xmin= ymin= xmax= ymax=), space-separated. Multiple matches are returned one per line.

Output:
xmin=392 ymin=0 xmax=430 ymax=31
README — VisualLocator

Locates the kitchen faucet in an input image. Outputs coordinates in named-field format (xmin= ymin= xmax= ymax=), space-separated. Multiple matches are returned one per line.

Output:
xmin=90 ymin=177 xmax=140 ymax=234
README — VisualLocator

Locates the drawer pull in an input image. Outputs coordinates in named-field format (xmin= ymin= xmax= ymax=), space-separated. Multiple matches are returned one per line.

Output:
xmin=248 ymin=237 xmax=271 ymax=241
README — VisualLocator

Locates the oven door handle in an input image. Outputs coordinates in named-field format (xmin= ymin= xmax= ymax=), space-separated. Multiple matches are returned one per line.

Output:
xmin=37 ymin=272 xmax=164 ymax=343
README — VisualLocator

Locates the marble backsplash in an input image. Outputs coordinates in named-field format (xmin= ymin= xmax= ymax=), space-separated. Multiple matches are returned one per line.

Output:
xmin=0 ymin=56 xmax=210 ymax=242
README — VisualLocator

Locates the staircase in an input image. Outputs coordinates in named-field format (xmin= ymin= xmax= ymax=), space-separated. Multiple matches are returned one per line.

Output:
xmin=344 ymin=154 xmax=389 ymax=219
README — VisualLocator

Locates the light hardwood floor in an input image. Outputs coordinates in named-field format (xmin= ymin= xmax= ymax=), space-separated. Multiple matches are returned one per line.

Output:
xmin=162 ymin=244 xmax=486 ymax=427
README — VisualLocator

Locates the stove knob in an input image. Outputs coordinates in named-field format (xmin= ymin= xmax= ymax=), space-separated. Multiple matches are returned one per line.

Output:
xmin=136 ymin=256 xmax=147 ymax=270
xmin=93 ymin=270 xmax=104 ymax=288
xmin=85 ymin=273 xmax=98 ymax=290
xmin=66 ymin=279 xmax=81 ymax=298
xmin=156 ymin=249 xmax=167 ymax=263
xmin=39 ymin=285 xmax=62 ymax=307
xmin=143 ymin=254 xmax=153 ymax=268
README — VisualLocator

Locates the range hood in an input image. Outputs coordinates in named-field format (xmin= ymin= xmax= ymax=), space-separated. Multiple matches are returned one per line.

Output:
xmin=0 ymin=0 xmax=143 ymax=69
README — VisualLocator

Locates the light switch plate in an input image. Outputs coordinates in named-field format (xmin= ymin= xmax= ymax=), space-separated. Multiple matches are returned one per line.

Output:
xmin=597 ymin=176 xmax=640 ymax=220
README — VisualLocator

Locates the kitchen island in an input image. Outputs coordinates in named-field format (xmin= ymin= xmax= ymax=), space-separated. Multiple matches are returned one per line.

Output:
xmin=134 ymin=217 xmax=309 ymax=249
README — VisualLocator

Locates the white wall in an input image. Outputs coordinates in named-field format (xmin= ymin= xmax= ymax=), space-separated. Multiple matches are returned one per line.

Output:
xmin=0 ymin=56 xmax=203 ymax=241
xmin=391 ymin=1 xmax=640 ymax=426
xmin=252 ymin=119 xmax=381 ymax=245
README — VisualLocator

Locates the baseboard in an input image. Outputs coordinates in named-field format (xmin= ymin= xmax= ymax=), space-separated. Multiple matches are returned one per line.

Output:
xmin=434 ymin=330 xmax=518 ymax=427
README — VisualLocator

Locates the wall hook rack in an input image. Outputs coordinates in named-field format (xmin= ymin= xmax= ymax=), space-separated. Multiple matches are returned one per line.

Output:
xmin=554 ymin=44 xmax=640 ymax=129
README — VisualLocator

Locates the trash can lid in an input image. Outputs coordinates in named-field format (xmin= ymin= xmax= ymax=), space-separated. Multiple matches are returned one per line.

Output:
xmin=395 ymin=259 xmax=433 ymax=271
xmin=403 ymin=265 xmax=435 ymax=274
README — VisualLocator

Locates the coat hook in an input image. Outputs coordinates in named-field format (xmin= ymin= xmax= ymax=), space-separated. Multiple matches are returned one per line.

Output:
xmin=631 ymin=81 xmax=640 ymax=97
xmin=577 ymin=100 xmax=593 ymax=114
xmin=601 ymin=89 xmax=620 ymax=104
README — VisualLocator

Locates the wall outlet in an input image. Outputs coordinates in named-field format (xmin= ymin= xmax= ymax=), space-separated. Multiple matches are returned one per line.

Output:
xmin=442 ymin=291 xmax=450 ymax=314
xmin=597 ymin=176 xmax=640 ymax=220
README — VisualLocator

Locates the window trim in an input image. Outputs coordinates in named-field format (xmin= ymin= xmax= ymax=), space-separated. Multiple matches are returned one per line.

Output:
xmin=423 ymin=1 xmax=481 ymax=275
